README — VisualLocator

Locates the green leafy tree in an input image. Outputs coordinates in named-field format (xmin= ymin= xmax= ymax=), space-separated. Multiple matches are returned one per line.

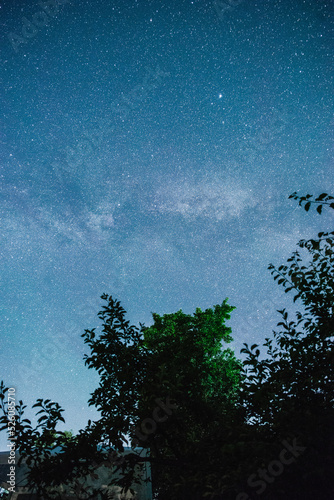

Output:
xmin=134 ymin=303 xmax=244 ymax=499
xmin=80 ymin=297 xmax=244 ymax=499
xmin=0 ymin=298 xmax=243 ymax=499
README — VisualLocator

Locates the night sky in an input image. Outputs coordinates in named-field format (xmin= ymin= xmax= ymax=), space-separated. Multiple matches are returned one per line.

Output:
xmin=0 ymin=0 xmax=333 ymax=449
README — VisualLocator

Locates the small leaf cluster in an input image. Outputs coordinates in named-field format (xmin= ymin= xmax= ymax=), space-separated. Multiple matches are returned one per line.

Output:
xmin=289 ymin=191 xmax=334 ymax=214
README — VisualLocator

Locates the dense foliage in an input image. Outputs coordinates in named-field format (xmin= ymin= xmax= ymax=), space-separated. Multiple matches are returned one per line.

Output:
xmin=1 ymin=192 xmax=333 ymax=499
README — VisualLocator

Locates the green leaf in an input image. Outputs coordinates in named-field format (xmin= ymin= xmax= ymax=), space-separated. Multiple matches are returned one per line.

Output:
xmin=304 ymin=202 xmax=311 ymax=211
xmin=316 ymin=205 xmax=322 ymax=214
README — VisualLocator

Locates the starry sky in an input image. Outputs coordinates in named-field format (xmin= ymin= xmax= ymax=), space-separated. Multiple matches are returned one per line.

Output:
xmin=0 ymin=0 xmax=333 ymax=449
